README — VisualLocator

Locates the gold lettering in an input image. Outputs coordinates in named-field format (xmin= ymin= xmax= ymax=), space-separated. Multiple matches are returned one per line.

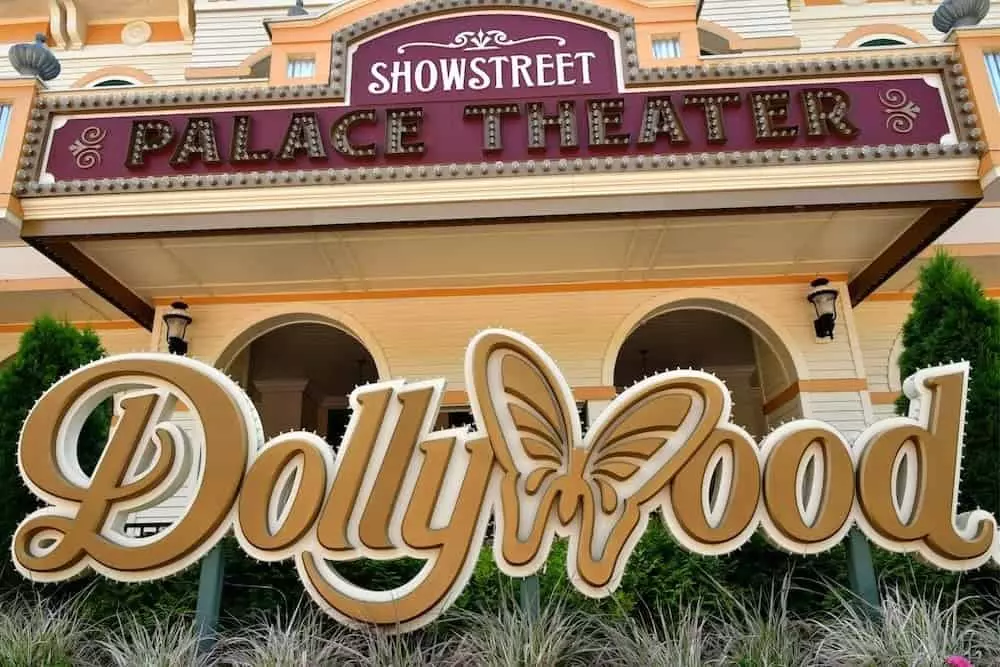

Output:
xmin=170 ymin=117 xmax=222 ymax=166
xmin=126 ymin=119 xmax=174 ymax=168
xmin=526 ymin=101 xmax=578 ymax=150
xmin=331 ymin=110 xmax=377 ymax=159
xmin=801 ymin=88 xmax=859 ymax=138
xmin=230 ymin=115 xmax=273 ymax=164
xmin=465 ymin=104 xmax=520 ymax=152
xmin=10 ymin=333 xmax=997 ymax=636
xmin=750 ymin=91 xmax=798 ymax=141
xmin=14 ymin=356 xmax=252 ymax=579
xmin=237 ymin=434 xmax=329 ymax=554
xmin=385 ymin=108 xmax=424 ymax=156
xmin=357 ymin=385 xmax=434 ymax=551
xmin=587 ymin=99 xmax=629 ymax=146
xmin=277 ymin=112 xmax=327 ymax=161
xmin=762 ymin=426 xmax=855 ymax=547
xmin=669 ymin=427 xmax=761 ymax=548
xmin=637 ymin=97 xmax=689 ymax=146
xmin=314 ymin=386 xmax=392 ymax=552
xmin=857 ymin=366 xmax=996 ymax=564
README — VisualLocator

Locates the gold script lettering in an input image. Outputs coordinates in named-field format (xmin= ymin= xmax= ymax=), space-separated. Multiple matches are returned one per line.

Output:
xmin=11 ymin=332 xmax=997 ymax=634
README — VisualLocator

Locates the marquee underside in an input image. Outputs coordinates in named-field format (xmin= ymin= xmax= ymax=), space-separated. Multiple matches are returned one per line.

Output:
xmin=57 ymin=205 xmax=930 ymax=299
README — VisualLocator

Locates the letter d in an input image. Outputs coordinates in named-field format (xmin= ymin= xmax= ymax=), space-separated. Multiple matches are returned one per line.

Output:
xmin=855 ymin=362 xmax=996 ymax=569
xmin=13 ymin=353 xmax=261 ymax=582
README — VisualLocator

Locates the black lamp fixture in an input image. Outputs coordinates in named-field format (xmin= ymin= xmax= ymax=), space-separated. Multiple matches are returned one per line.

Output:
xmin=807 ymin=277 xmax=839 ymax=341
xmin=163 ymin=301 xmax=192 ymax=355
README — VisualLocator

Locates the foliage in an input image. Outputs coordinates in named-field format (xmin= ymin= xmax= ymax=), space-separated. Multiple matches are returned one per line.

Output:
xmin=715 ymin=573 xmax=813 ymax=667
xmin=95 ymin=614 xmax=213 ymax=667
xmin=0 ymin=316 xmax=109 ymax=566
xmin=448 ymin=590 xmax=601 ymax=667
xmin=0 ymin=590 xmax=99 ymax=667
xmin=1 ymin=577 xmax=996 ymax=666
xmin=595 ymin=604 xmax=715 ymax=667
xmin=811 ymin=585 xmax=1000 ymax=666
xmin=217 ymin=602 xmax=348 ymax=666
xmin=894 ymin=250 xmax=1000 ymax=517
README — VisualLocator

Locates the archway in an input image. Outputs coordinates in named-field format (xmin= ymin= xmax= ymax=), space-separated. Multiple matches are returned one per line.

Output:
xmin=226 ymin=321 xmax=378 ymax=443
xmin=612 ymin=305 xmax=801 ymax=439
xmin=124 ymin=317 xmax=382 ymax=537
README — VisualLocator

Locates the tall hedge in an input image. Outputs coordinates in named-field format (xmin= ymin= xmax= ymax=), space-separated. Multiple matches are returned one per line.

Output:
xmin=895 ymin=250 xmax=1000 ymax=516
xmin=0 ymin=316 xmax=109 ymax=585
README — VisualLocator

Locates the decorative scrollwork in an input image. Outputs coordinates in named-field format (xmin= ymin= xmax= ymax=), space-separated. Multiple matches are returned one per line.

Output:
xmin=878 ymin=88 xmax=921 ymax=134
xmin=69 ymin=126 xmax=107 ymax=169
xmin=397 ymin=29 xmax=566 ymax=54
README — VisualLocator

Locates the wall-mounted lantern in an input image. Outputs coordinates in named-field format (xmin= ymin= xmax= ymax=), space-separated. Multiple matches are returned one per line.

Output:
xmin=807 ymin=277 xmax=839 ymax=341
xmin=163 ymin=301 xmax=192 ymax=355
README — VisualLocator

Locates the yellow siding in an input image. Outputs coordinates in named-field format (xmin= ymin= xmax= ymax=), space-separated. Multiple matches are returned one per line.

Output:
xmin=0 ymin=42 xmax=191 ymax=88
xmin=702 ymin=0 xmax=795 ymax=40
xmin=175 ymin=283 xmax=860 ymax=392
xmin=0 ymin=327 xmax=151 ymax=366
xmin=854 ymin=300 xmax=910 ymax=394
xmin=791 ymin=3 xmax=1000 ymax=50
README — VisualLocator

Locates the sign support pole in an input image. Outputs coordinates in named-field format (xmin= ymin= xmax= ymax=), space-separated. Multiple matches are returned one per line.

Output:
xmin=519 ymin=575 xmax=540 ymax=619
xmin=195 ymin=543 xmax=225 ymax=650
xmin=845 ymin=527 xmax=880 ymax=613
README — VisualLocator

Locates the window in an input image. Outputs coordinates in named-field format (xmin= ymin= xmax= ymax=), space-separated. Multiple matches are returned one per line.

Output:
xmin=0 ymin=104 xmax=11 ymax=159
xmin=652 ymin=37 xmax=682 ymax=60
xmin=90 ymin=78 xmax=139 ymax=88
xmin=986 ymin=53 xmax=1000 ymax=108
xmin=287 ymin=57 xmax=316 ymax=79
xmin=857 ymin=38 xmax=908 ymax=48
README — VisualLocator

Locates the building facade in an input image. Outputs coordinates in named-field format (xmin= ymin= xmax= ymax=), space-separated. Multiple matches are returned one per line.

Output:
xmin=0 ymin=0 xmax=999 ymax=531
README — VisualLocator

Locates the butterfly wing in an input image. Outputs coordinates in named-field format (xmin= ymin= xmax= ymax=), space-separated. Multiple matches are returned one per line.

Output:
xmin=466 ymin=330 xmax=581 ymax=569
xmin=565 ymin=371 xmax=731 ymax=593
xmin=584 ymin=372 xmax=728 ymax=514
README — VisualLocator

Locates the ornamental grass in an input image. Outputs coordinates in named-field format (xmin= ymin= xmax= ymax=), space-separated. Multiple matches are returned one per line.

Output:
xmin=0 ymin=579 xmax=995 ymax=666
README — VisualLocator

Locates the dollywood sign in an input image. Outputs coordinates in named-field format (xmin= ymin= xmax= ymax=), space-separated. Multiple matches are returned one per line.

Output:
xmin=12 ymin=330 xmax=997 ymax=632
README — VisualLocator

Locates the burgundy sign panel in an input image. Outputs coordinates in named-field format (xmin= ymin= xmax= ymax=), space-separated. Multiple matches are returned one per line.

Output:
xmin=41 ymin=11 xmax=954 ymax=183
xmin=349 ymin=13 xmax=620 ymax=104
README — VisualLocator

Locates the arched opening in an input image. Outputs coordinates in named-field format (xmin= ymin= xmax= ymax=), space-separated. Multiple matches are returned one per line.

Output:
xmin=228 ymin=321 xmax=378 ymax=442
xmin=857 ymin=37 xmax=908 ymax=48
xmin=90 ymin=78 xmax=140 ymax=87
xmin=613 ymin=306 xmax=801 ymax=439
xmin=124 ymin=317 xmax=382 ymax=537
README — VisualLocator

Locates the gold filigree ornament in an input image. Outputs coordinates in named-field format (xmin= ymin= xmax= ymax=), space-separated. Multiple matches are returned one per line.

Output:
xmin=9 ymin=329 xmax=999 ymax=634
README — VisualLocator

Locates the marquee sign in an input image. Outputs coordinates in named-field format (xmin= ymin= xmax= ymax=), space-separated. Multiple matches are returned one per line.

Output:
xmin=19 ymin=6 xmax=970 ymax=196
xmin=11 ymin=329 xmax=998 ymax=632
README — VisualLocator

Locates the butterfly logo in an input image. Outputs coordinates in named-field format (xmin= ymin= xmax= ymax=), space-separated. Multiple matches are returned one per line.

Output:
xmin=466 ymin=329 xmax=760 ymax=596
